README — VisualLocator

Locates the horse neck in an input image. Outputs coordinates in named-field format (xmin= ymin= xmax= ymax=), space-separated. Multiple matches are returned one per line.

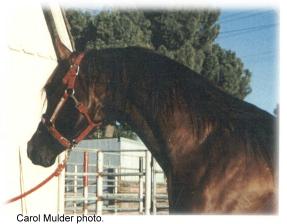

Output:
xmin=120 ymin=100 xmax=171 ymax=173
xmin=119 ymin=75 xmax=214 ymax=177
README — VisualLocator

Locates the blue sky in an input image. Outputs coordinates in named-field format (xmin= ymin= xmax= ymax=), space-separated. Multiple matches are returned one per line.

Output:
xmin=216 ymin=9 xmax=278 ymax=114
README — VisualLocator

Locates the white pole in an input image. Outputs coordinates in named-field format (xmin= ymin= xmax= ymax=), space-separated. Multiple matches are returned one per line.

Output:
xmin=57 ymin=151 xmax=66 ymax=214
xmin=145 ymin=151 xmax=152 ymax=215
xmin=83 ymin=152 xmax=89 ymax=214
xmin=114 ymin=168 xmax=118 ymax=214
xmin=73 ymin=165 xmax=78 ymax=214
xmin=139 ymin=156 xmax=144 ymax=214
xmin=96 ymin=151 xmax=103 ymax=215
xmin=152 ymin=158 xmax=157 ymax=215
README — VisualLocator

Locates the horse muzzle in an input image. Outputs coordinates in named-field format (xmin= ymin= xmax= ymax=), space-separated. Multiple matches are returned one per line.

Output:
xmin=27 ymin=140 xmax=57 ymax=167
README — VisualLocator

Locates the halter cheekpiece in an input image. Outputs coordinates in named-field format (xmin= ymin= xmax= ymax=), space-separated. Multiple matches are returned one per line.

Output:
xmin=41 ymin=53 xmax=99 ymax=149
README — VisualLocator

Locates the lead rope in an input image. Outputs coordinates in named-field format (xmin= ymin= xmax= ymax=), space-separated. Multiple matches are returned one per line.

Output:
xmin=6 ymin=149 xmax=71 ymax=204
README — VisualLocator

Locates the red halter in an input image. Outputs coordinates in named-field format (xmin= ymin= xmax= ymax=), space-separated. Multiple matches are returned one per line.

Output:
xmin=42 ymin=53 xmax=100 ymax=149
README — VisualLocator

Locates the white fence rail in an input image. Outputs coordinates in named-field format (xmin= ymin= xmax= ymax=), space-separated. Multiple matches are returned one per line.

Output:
xmin=64 ymin=148 xmax=169 ymax=215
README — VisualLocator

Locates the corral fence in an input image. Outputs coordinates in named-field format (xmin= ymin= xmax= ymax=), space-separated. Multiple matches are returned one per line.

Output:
xmin=64 ymin=148 xmax=169 ymax=215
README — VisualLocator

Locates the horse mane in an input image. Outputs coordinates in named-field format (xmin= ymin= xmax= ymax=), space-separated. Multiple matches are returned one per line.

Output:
xmin=82 ymin=45 xmax=275 ymax=124
xmin=57 ymin=47 xmax=277 ymax=167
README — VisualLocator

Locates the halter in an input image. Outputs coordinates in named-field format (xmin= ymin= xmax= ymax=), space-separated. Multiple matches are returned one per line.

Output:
xmin=41 ymin=53 xmax=100 ymax=149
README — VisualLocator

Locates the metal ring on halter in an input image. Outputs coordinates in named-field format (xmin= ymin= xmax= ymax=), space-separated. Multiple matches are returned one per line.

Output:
xmin=65 ymin=88 xmax=74 ymax=96
xmin=41 ymin=115 xmax=52 ymax=127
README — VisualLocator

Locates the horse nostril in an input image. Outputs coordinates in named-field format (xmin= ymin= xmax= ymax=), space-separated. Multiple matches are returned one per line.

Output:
xmin=27 ymin=141 xmax=34 ymax=159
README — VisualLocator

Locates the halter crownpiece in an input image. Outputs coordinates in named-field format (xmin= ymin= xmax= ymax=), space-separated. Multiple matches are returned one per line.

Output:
xmin=42 ymin=53 xmax=100 ymax=149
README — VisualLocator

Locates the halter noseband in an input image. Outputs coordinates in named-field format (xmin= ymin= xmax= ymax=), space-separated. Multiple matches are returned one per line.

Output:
xmin=41 ymin=53 xmax=100 ymax=149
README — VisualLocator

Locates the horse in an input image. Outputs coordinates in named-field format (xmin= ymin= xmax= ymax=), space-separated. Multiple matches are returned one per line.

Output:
xmin=27 ymin=40 xmax=277 ymax=214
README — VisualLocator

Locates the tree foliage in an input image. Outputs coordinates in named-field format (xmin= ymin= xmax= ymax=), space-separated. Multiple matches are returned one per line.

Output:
xmin=65 ymin=9 xmax=252 ymax=139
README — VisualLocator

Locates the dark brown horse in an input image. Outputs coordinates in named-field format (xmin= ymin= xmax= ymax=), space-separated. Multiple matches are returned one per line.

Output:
xmin=27 ymin=40 xmax=277 ymax=214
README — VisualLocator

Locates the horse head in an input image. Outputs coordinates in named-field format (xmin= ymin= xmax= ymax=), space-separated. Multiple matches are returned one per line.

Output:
xmin=27 ymin=40 xmax=108 ymax=167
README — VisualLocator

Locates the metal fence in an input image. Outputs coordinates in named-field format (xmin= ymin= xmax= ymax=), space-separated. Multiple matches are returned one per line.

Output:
xmin=64 ymin=148 xmax=169 ymax=215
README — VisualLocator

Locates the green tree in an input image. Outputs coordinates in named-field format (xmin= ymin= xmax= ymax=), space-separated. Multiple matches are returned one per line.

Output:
xmin=201 ymin=44 xmax=251 ymax=98
xmin=66 ymin=10 xmax=91 ymax=51
xmin=66 ymin=10 xmax=152 ymax=50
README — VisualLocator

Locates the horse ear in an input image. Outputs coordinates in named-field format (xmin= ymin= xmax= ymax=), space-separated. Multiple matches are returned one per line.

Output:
xmin=55 ymin=36 xmax=72 ymax=60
